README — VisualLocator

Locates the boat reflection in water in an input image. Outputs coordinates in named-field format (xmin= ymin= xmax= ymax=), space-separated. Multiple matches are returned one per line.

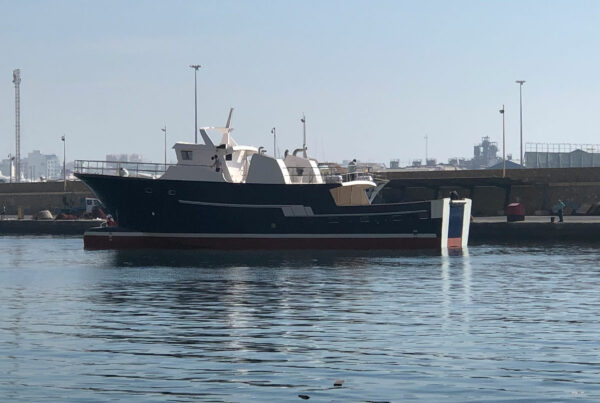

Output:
xmin=109 ymin=247 xmax=469 ymax=269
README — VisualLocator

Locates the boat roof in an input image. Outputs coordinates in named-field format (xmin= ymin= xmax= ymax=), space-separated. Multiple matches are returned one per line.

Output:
xmin=172 ymin=142 xmax=258 ymax=153
xmin=340 ymin=180 xmax=377 ymax=188
xmin=232 ymin=145 xmax=259 ymax=153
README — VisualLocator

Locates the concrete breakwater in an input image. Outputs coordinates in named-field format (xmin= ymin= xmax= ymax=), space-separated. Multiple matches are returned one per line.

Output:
xmin=0 ymin=181 xmax=94 ymax=215
xmin=470 ymin=216 xmax=600 ymax=244
xmin=380 ymin=166 xmax=600 ymax=216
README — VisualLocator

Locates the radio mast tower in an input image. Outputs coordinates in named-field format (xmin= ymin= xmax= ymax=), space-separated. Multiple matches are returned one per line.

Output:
xmin=13 ymin=69 xmax=21 ymax=183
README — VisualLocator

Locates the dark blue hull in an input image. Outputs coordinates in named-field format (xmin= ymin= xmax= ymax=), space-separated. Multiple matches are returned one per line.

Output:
xmin=76 ymin=173 xmax=470 ymax=250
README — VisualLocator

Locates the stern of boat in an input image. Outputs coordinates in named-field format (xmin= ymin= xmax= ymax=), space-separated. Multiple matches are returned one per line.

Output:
xmin=431 ymin=198 xmax=472 ymax=249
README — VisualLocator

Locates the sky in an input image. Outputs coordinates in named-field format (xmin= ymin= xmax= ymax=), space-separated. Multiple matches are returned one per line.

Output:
xmin=1 ymin=0 xmax=599 ymax=166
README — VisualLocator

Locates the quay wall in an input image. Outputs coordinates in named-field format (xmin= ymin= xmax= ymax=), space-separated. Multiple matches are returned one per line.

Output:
xmin=0 ymin=219 xmax=101 ymax=235
xmin=380 ymin=167 xmax=600 ymax=216
xmin=0 ymin=181 xmax=95 ymax=215
xmin=470 ymin=221 xmax=600 ymax=244
xmin=383 ymin=166 xmax=600 ymax=181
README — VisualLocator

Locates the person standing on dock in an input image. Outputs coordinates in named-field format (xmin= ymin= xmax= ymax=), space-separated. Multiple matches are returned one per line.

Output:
xmin=348 ymin=159 xmax=357 ymax=181
xmin=557 ymin=199 xmax=566 ymax=222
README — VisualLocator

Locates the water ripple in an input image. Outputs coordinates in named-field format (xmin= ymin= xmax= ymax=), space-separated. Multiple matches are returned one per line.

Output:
xmin=1 ymin=236 xmax=600 ymax=401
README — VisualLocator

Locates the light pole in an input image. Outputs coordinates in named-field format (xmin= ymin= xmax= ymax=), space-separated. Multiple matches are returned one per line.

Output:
xmin=516 ymin=80 xmax=526 ymax=167
xmin=7 ymin=154 xmax=14 ymax=183
xmin=61 ymin=135 xmax=66 ymax=191
xmin=190 ymin=64 xmax=201 ymax=143
xmin=499 ymin=106 xmax=506 ymax=178
xmin=271 ymin=127 xmax=277 ymax=158
xmin=301 ymin=114 xmax=307 ymax=158
xmin=161 ymin=125 xmax=167 ymax=166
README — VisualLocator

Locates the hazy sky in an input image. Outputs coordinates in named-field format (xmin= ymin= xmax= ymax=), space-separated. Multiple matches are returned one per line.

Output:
xmin=1 ymin=0 xmax=599 ymax=165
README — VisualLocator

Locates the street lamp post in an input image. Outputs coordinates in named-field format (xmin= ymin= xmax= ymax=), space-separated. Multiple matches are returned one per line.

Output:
xmin=190 ymin=64 xmax=201 ymax=143
xmin=516 ymin=80 xmax=526 ymax=167
xmin=161 ymin=125 xmax=167 ymax=166
xmin=499 ymin=106 xmax=506 ymax=178
xmin=61 ymin=135 xmax=66 ymax=191
xmin=301 ymin=114 xmax=307 ymax=158
xmin=271 ymin=127 xmax=277 ymax=158
xmin=7 ymin=154 xmax=14 ymax=183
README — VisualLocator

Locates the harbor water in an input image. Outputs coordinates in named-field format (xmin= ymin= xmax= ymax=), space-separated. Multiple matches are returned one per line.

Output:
xmin=1 ymin=236 xmax=599 ymax=401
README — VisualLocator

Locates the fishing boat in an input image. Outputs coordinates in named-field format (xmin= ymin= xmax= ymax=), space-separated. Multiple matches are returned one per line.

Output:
xmin=74 ymin=114 xmax=471 ymax=250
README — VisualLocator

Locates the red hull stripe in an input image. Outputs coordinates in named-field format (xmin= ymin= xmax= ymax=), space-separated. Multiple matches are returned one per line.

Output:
xmin=447 ymin=237 xmax=462 ymax=248
xmin=84 ymin=233 xmax=441 ymax=250
xmin=85 ymin=231 xmax=437 ymax=239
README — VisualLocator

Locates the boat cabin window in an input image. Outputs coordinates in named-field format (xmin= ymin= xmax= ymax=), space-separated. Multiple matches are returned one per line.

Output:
xmin=181 ymin=150 xmax=193 ymax=160
xmin=226 ymin=154 xmax=232 ymax=161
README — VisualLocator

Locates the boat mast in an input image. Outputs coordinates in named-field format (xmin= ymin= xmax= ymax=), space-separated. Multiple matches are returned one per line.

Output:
xmin=226 ymin=107 xmax=234 ymax=129
xmin=190 ymin=64 xmax=201 ymax=144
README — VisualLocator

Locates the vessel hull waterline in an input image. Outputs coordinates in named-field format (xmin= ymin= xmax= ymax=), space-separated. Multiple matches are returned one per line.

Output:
xmin=75 ymin=165 xmax=471 ymax=251
xmin=82 ymin=228 xmax=446 ymax=250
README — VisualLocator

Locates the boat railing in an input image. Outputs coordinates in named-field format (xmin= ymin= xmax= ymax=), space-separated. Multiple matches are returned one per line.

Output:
xmin=319 ymin=167 xmax=385 ymax=183
xmin=74 ymin=160 xmax=183 ymax=178
xmin=74 ymin=160 xmax=388 ymax=183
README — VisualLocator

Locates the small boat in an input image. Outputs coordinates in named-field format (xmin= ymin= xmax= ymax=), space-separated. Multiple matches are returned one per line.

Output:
xmin=74 ymin=117 xmax=471 ymax=250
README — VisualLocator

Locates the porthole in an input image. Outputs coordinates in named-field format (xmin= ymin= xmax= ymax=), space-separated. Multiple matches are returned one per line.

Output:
xmin=144 ymin=188 xmax=153 ymax=194
xmin=168 ymin=189 xmax=176 ymax=196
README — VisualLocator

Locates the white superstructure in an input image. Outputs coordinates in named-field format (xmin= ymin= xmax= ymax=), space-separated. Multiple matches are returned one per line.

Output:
xmin=161 ymin=127 xmax=326 ymax=185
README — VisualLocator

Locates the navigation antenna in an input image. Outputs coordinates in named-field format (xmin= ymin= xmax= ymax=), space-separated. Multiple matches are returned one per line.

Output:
xmin=13 ymin=69 xmax=21 ymax=183
xmin=225 ymin=107 xmax=234 ymax=129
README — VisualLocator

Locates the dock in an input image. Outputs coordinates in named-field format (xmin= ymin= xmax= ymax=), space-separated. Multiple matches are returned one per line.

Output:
xmin=470 ymin=216 xmax=600 ymax=244
xmin=2 ymin=216 xmax=600 ymax=244
xmin=0 ymin=218 xmax=103 ymax=235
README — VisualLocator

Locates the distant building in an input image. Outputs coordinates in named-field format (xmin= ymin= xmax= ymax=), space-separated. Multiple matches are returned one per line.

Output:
xmin=1 ymin=151 xmax=61 ymax=181
xmin=106 ymin=153 xmax=144 ymax=163
xmin=359 ymin=162 xmax=386 ymax=172
xmin=0 ymin=151 xmax=61 ymax=181
xmin=24 ymin=150 xmax=61 ymax=180
xmin=0 ymin=158 xmax=12 ymax=180
xmin=468 ymin=136 xmax=501 ymax=169
xmin=524 ymin=143 xmax=600 ymax=168
xmin=487 ymin=160 xmax=523 ymax=170
xmin=389 ymin=136 xmax=501 ymax=171
xmin=447 ymin=157 xmax=468 ymax=168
